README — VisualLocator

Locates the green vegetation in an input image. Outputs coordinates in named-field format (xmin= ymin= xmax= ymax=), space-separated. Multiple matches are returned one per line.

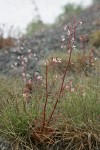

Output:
xmin=89 ymin=30 xmax=100 ymax=48
xmin=93 ymin=0 xmax=100 ymax=4
xmin=41 ymin=50 xmax=99 ymax=76
xmin=56 ymin=3 xmax=83 ymax=23
xmin=0 ymin=18 xmax=100 ymax=149
xmin=26 ymin=20 xmax=46 ymax=36
xmin=0 ymin=49 xmax=100 ymax=149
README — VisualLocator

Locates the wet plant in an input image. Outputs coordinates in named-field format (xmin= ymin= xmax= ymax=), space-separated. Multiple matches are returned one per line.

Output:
xmin=0 ymin=20 xmax=100 ymax=150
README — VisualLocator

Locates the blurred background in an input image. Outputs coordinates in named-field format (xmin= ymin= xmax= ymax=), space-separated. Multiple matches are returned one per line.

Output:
xmin=0 ymin=0 xmax=100 ymax=75
xmin=0 ymin=0 xmax=93 ymax=37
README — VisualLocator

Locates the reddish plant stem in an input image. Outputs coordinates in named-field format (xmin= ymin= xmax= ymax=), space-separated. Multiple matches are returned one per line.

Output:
xmin=46 ymin=48 xmax=72 ymax=126
xmin=42 ymin=62 xmax=49 ymax=131
xmin=74 ymin=20 xmax=76 ymax=41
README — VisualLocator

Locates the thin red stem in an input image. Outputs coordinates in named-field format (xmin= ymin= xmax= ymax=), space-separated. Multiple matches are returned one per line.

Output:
xmin=42 ymin=62 xmax=49 ymax=131
xmin=46 ymin=48 xmax=72 ymax=126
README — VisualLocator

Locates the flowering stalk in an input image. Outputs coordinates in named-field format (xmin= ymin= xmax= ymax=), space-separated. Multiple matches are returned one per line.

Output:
xmin=46 ymin=47 xmax=72 ymax=126
xmin=42 ymin=61 xmax=49 ymax=131
xmin=46 ymin=20 xmax=82 ymax=126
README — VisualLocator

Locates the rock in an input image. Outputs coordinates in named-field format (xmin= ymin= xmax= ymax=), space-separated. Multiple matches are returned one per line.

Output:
xmin=0 ymin=137 xmax=12 ymax=150
xmin=0 ymin=3 xmax=100 ymax=76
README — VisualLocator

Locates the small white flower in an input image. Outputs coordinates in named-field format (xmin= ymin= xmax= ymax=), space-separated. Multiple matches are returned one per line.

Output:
xmin=92 ymin=63 xmax=94 ymax=66
xmin=11 ymin=64 xmax=14 ymax=68
xmin=68 ymin=49 xmax=71 ymax=53
xmin=61 ymin=45 xmax=64 ymax=49
xmin=83 ymin=92 xmax=86 ymax=96
xmin=26 ymin=74 xmax=30 ymax=77
xmin=45 ymin=60 xmax=49 ymax=65
xmin=71 ymin=38 xmax=75 ymax=41
xmin=63 ymin=45 xmax=67 ymax=48
xmin=22 ymin=61 xmax=25 ymax=65
xmin=55 ymin=75 xmax=58 ymax=79
xmin=62 ymin=38 xmax=65 ymax=41
xmin=64 ymin=25 xmax=67 ymax=30
xmin=61 ymin=43 xmax=66 ymax=48
xmin=14 ymin=62 xmax=17 ymax=66
xmin=28 ymin=49 xmax=32 ymax=53
xmin=72 ymin=45 xmax=76 ymax=49
xmin=37 ymin=76 xmax=42 ymax=80
xmin=13 ymin=49 xmax=16 ymax=52
xmin=23 ymin=93 xmax=27 ymax=98
xmin=71 ymin=62 xmax=74 ymax=65
xmin=24 ymin=57 xmax=28 ymax=62
xmin=35 ymin=72 xmax=39 ymax=75
xmin=17 ymin=56 xmax=20 ymax=59
xmin=67 ymin=29 xmax=70 ymax=35
xmin=65 ymin=85 xmax=69 ymax=89
xmin=28 ymin=79 xmax=32 ymax=83
xmin=79 ymin=21 xmax=82 ymax=25
xmin=57 ymin=58 xmax=62 ymax=63
xmin=52 ymin=58 xmax=57 ymax=63
xmin=71 ymin=88 xmax=75 ymax=92
xmin=34 ymin=53 xmax=36 ymax=57
xmin=22 ymin=73 xmax=26 ymax=77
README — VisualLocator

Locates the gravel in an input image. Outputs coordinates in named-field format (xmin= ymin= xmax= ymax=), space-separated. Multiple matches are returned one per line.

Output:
xmin=0 ymin=138 xmax=12 ymax=150
xmin=0 ymin=3 xmax=100 ymax=76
